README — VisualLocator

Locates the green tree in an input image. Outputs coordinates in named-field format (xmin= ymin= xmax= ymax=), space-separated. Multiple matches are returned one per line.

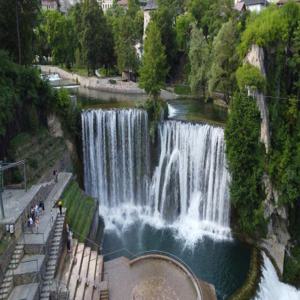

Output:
xmin=175 ymin=13 xmax=194 ymax=52
xmin=208 ymin=20 xmax=240 ymax=103
xmin=115 ymin=15 xmax=139 ymax=74
xmin=225 ymin=93 xmax=265 ymax=234
xmin=42 ymin=11 xmax=77 ymax=68
xmin=152 ymin=4 xmax=177 ymax=76
xmin=81 ymin=0 xmax=114 ymax=74
xmin=0 ymin=0 xmax=39 ymax=64
xmin=188 ymin=24 xmax=210 ymax=96
xmin=139 ymin=22 xmax=167 ymax=98
xmin=187 ymin=0 xmax=232 ymax=41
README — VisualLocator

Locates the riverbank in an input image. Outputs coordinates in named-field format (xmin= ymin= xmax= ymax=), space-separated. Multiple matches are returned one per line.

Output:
xmin=39 ymin=65 xmax=177 ymax=100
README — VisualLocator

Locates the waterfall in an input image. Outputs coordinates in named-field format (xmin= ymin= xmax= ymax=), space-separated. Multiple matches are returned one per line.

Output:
xmin=255 ymin=253 xmax=300 ymax=300
xmin=150 ymin=121 xmax=231 ymax=241
xmin=82 ymin=109 xmax=150 ymax=207
xmin=82 ymin=109 xmax=231 ymax=241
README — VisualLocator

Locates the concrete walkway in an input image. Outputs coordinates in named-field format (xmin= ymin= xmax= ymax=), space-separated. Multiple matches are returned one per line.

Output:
xmin=21 ymin=172 xmax=72 ymax=246
xmin=40 ymin=65 xmax=178 ymax=100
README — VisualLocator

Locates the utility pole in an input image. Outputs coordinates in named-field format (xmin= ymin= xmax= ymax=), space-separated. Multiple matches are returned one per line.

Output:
xmin=15 ymin=0 xmax=21 ymax=64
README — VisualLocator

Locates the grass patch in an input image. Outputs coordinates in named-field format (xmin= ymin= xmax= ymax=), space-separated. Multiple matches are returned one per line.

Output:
xmin=174 ymin=84 xmax=191 ymax=95
xmin=229 ymin=248 xmax=262 ymax=300
xmin=62 ymin=180 xmax=96 ymax=242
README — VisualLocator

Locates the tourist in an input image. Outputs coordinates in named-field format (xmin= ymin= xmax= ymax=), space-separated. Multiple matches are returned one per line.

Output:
xmin=29 ymin=216 xmax=33 ymax=233
xmin=39 ymin=200 xmax=45 ymax=214
xmin=58 ymin=199 xmax=63 ymax=215
xmin=35 ymin=204 xmax=39 ymax=218
xmin=35 ymin=217 xmax=39 ymax=233
xmin=67 ymin=235 xmax=71 ymax=253
xmin=31 ymin=207 xmax=35 ymax=223
xmin=53 ymin=169 xmax=58 ymax=183
xmin=50 ymin=208 xmax=54 ymax=224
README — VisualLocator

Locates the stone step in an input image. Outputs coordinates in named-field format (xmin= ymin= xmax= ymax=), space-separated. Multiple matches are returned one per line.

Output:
xmin=12 ymin=253 xmax=22 ymax=260
xmin=47 ymin=265 xmax=56 ymax=272
xmin=13 ymin=249 xmax=24 ymax=255
xmin=44 ymin=274 xmax=54 ymax=281
xmin=45 ymin=271 xmax=55 ymax=277
xmin=49 ymin=254 xmax=58 ymax=260
xmin=15 ymin=244 xmax=24 ymax=250
xmin=0 ymin=293 xmax=8 ymax=300
xmin=0 ymin=281 xmax=11 ymax=289
xmin=47 ymin=259 xmax=57 ymax=267
xmin=3 ymin=276 xmax=12 ymax=283
xmin=0 ymin=287 xmax=10 ymax=295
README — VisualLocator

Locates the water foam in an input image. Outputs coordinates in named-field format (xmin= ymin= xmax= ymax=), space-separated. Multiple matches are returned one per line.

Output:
xmin=255 ymin=253 xmax=300 ymax=300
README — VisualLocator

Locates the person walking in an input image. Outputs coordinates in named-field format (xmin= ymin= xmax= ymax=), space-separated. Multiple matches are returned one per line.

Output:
xmin=35 ymin=217 xmax=39 ymax=233
xmin=58 ymin=199 xmax=63 ymax=215
xmin=53 ymin=170 xmax=58 ymax=183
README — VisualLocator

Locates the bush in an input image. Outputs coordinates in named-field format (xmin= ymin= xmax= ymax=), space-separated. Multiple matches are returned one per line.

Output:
xmin=236 ymin=64 xmax=266 ymax=92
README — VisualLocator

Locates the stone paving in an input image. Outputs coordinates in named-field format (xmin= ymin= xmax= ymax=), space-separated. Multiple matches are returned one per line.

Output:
xmin=104 ymin=255 xmax=216 ymax=300
xmin=7 ymin=283 xmax=39 ymax=300
xmin=0 ymin=187 xmax=40 ymax=224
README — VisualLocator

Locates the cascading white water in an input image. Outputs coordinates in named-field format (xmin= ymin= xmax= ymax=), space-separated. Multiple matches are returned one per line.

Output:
xmin=82 ymin=109 xmax=150 ymax=207
xmin=255 ymin=253 xmax=300 ymax=300
xmin=150 ymin=121 xmax=231 ymax=241
xmin=82 ymin=109 xmax=231 ymax=241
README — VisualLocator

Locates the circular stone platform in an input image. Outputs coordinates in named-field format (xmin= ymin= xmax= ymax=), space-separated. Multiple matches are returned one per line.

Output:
xmin=104 ymin=254 xmax=216 ymax=300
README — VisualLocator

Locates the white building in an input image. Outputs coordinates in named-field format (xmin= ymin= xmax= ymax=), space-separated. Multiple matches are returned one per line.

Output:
xmin=234 ymin=0 xmax=268 ymax=12
xmin=99 ymin=0 xmax=113 ymax=12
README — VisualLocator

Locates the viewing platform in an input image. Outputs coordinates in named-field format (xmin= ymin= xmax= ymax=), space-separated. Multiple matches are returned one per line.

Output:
xmin=59 ymin=243 xmax=217 ymax=300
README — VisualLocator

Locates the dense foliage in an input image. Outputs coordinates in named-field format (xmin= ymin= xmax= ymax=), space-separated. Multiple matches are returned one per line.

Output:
xmin=0 ymin=0 xmax=39 ymax=65
xmin=225 ymin=93 xmax=265 ymax=234
xmin=0 ymin=51 xmax=79 ymax=158
xmin=139 ymin=22 xmax=167 ymax=98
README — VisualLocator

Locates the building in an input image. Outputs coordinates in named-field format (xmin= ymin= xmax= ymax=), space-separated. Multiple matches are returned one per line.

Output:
xmin=41 ymin=0 xmax=58 ymax=10
xmin=99 ymin=0 xmax=114 ymax=12
xmin=143 ymin=0 xmax=158 ymax=39
xmin=234 ymin=0 xmax=268 ymax=12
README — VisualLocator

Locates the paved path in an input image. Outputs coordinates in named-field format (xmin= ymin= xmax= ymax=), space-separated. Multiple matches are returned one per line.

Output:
xmin=21 ymin=172 xmax=72 ymax=245
xmin=40 ymin=65 xmax=178 ymax=100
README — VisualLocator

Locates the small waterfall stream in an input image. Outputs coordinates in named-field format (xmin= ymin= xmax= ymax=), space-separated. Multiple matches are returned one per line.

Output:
xmin=255 ymin=253 xmax=300 ymax=300
xmin=82 ymin=109 xmax=231 ymax=241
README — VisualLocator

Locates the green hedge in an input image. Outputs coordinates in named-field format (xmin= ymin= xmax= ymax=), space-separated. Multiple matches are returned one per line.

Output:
xmin=62 ymin=180 xmax=96 ymax=242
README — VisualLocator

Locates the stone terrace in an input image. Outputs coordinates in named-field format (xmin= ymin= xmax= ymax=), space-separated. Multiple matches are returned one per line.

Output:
xmin=0 ymin=172 xmax=72 ymax=300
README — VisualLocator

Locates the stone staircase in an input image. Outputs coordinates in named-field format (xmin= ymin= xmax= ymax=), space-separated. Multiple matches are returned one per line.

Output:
xmin=0 ymin=244 xmax=24 ymax=300
xmin=62 ymin=241 xmax=107 ymax=300
xmin=40 ymin=211 xmax=66 ymax=300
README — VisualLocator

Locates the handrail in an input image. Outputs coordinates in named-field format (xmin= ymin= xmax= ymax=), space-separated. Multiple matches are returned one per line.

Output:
xmin=68 ymin=227 xmax=102 ymax=253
